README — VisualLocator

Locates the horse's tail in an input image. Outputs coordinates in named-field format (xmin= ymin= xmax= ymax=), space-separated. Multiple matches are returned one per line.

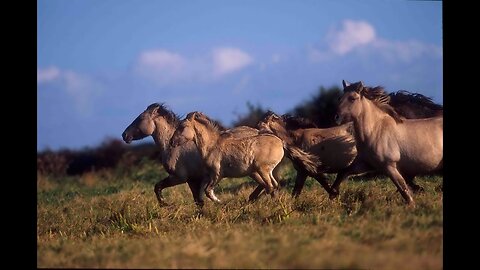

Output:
xmin=283 ymin=144 xmax=322 ymax=176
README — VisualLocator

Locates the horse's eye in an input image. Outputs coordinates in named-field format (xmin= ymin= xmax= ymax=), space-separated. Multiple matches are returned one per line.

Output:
xmin=348 ymin=96 xmax=357 ymax=102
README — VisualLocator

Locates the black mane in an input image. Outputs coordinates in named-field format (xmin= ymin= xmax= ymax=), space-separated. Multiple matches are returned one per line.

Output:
xmin=282 ymin=114 xmax=317 ymax=129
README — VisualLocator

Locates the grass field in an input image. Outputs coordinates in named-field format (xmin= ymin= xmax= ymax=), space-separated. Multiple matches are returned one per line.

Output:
xmin=37 ymin=160 xmax=443 ymax=269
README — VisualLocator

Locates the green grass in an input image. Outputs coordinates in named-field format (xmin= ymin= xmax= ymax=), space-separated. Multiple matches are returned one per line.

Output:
xmin=37 ymin=167 xmax=443 ymax=269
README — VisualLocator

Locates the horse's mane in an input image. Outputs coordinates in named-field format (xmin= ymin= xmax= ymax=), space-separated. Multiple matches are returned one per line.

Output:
xmin=346 ymin=83 xmax=404 ymax=123
xmin=389 ymin=90 xmax=443 ymax=111
xmin=281 ymin=114 xmax=317 ymax=129
xmin=148 ymin=103 xmax=180 ymax=126
xmin=186 ymin=111 xmax=226 ymax=133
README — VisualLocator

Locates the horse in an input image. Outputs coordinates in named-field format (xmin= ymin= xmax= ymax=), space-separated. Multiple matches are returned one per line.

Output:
xmin=170 ymin=111 xmax=321 ymax=203
xmin=121 ymin=103 xmax=258 ymax=206
xmin=335 ymin=80 xmax=443 ymax=205
xmin=256 ymin=84 xmax=443 ymax=199
xmin=256 ymin=111 xmax=356 ymax=198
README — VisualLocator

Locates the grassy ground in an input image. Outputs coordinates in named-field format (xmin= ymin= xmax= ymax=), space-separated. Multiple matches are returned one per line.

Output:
xmin=37 ymin=162 xmax=443 ymax=269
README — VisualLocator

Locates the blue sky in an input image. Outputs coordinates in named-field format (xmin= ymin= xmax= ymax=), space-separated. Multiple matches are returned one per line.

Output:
xmin=38 ymin=0 xmax=442 ymax=150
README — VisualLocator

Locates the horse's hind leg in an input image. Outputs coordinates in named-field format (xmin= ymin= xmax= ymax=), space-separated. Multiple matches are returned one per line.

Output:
xmin=259 ymin=168 xmax=277 ymax=197
xmin=292 ymin=169 xmax=308 ymax=198
xmin=154 ymin=176 xmax=186 ymax=205
xmin=313 ymin=173 xmax=334 ymax=196
xmin=248 ymin=184 xmax=265 ymax=202
xmin=204 ymin=173 xmax=222 ymax=203
xmin=385 ymin=164 xmax=415 ymax=206
xmin=405 ymin=175 xmax=424 ymax=194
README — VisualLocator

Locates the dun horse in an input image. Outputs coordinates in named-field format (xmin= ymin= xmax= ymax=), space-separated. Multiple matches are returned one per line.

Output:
xmin=257 ymin=112 xmax=356 ymax=198
xmin=170 ymin=111 xmax=321 ymax=203
xmin=122 ymin=103 xmax=258 ymax=206
xmin=335 ymin=81 xmax=443 ymax=205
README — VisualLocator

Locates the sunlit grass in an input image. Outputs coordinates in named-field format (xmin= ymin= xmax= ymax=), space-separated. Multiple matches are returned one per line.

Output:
xmin=37 ymin=164 xmax=442 ymax=269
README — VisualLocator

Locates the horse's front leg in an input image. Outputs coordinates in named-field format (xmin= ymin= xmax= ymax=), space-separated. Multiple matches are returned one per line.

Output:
xmin=154 ymin=176 xmax=186 ymax=206
xmin=385 ymin=164 xmax=415 ymax=206
xmin=186 ymin=178 xmax=205 ymax=207
xmin=330 ymin=158 xmax=372 ymax=199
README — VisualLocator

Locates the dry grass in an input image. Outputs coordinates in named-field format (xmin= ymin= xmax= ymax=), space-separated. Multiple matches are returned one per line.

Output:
xmin=37 ymin=169 xmax=443 ymax=269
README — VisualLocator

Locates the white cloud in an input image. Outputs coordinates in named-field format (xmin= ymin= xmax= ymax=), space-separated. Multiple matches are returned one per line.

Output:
xmin=37 ymin=66 xmax=60 ymax=83
xmin=371 ymin=39 xmax=443 ymax=63
xmin=308 ymin=20 xmax=441 ymax=64
xmin=134 ymin=47 xmax=254 ymax=84
xmin=212 ymin=47 xmax=254 ymax=76
xmin=37 ymin=66 xmax=102 ymax=116
xmin=327 ymin=20 xmax=376 ymax=55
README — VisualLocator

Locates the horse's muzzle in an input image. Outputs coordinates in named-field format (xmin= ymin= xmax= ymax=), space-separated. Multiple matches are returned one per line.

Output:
xmin=122 ymin=132 xmax=132 ymax=144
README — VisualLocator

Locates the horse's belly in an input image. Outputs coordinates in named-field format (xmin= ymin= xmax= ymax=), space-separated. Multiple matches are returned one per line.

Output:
xmin=220 ymin=155 xmax=254 ymax=178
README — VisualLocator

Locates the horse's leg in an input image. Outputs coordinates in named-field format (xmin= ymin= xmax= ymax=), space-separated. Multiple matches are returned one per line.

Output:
xmin=270 ymin=170 xmax=279 ymax=189
xmin=248 ymin=184 xmax=265 ymax=202
xmin=154 ymin=176 xmax=186 ymax=205
xmin=404 ymin=175 xmax=424 ymax=194
xmin=385 ymin=164 xmax=415 ymax=206
xmin=313 ymin=172 xmax=334 ymax=196
xmin=291 ymin=169 xmax=308 ymax=198
xmin=330 ymin=159 xmax=371 ymax=199
xmin=186 ymin=179 xmax=204 ymax=207
xmin=204 ymin=173 xmax=222 ymax=203
xmin=258 ymin=168 xmax=276 ymax=197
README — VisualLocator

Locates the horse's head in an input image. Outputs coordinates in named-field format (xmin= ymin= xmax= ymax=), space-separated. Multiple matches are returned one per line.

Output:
xmin=257 ymin=110 xmax=284 ymax=133
xmin=170 ymin=111 xmax=200 ymax=147
xmin=336 ymin=80 xmax=365 ymax=125
xmin=122 ymin=103 xmax=164 ymax=144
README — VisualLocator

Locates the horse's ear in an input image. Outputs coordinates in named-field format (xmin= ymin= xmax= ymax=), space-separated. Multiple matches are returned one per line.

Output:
xmin=356 ymin=81 xmax=365 ymax=93
xmin=342 ymin=80 xmax=350 ymax=89
xmin=189 ymin=111 xmax=200 ymax=120
xmin=147 ymin=103 xmax=160 ymax=115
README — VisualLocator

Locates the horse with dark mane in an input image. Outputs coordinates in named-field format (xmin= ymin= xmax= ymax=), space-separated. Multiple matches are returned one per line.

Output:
xmin=122 ymin=103 xmax=258 ymax=206
xmin=257 ymin=83 xmax=443 ymax=199
xmin=170 ymin=111 xmax=321 ymax=203
xmin=335 ymin=81 xmax=442 ymax=206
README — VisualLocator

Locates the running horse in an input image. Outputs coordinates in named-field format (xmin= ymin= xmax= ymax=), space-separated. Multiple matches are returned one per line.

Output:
xmin=335 ymin=81 xmax=443 ymax=205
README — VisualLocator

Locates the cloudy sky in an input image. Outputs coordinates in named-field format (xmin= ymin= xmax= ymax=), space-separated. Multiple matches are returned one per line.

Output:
xmin=38 ymin=0 xmax=442 ymax=150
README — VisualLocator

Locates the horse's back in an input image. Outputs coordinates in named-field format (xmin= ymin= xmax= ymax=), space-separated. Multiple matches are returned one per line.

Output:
xmin=397 ymin=117 xmax=443 ymax=175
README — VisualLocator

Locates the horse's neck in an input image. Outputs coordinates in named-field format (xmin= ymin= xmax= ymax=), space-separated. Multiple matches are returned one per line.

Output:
xmin=353 ymin=101 xmax=389 ymax=143
xmin=193 ymin=123 xmax=220 ymax=159
xmin=151 ymin=118 xmax=176 ymax=155
xmin=271 ymin=126 xmax=294 ymax=144
xmin=288 ymin=129 xmax=304 ymax=145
